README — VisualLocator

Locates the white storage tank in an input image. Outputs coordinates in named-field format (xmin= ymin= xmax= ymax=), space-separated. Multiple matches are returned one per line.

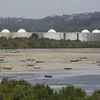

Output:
xmin=43 ymin=29 xmax=61 ymax=40
xmin=0 ymin=29 xmax=10 ymax=38
xmin=17 ymin=29 xmax=27 ymax=33
xmin=92 ymin=29 xmax=100 ymax=33
xmin=1 ymin=29 xmax=10 ymax=33
xmin=81 ymin=29 xmax=90 ymax=33
xmin=48 ymin=29 xmax=56 ymax=33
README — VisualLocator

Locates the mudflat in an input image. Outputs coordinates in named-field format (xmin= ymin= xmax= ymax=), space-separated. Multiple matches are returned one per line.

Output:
xmin=0 ymin=48 xmax=99 ymax=71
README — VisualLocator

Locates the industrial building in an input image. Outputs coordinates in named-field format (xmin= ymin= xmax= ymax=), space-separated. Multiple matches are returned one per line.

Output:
xmin=43 ymin=29 xmax=100 ymax=41
xmin=0 ymin=28 xmax=100 ymax=41
xmin=0 ymin=29 xmax=32 ymax=39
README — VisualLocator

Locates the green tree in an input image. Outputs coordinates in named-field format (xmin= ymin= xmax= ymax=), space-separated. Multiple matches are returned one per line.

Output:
xmin=59 ymin=85 xmax=86 ymax=100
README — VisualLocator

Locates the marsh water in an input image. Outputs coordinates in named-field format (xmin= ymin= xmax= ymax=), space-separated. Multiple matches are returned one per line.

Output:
xmin=0 ymin=49 xmax=100 ymax=95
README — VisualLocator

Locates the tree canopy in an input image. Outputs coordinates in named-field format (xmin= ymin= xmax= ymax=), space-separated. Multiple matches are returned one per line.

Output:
xmin=0 ymin=78 xmax=99 ymax=100
xmin=0 ymin=36 xmax=100 ymax=49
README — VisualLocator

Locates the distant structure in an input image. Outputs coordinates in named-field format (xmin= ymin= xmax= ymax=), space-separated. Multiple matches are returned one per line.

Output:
xmin=17 ymin=29 xmax=27 ymax=33
xmin=0 ymin=28 xmax=100 ymax=41
xmin=43 ymin=29 xmax=62 ymax=40
xmin=81 ymin=29 xmax=90 ymax=33
xmin=0 ymin=29 xmax=32 ymax=38
xmin=48 ymin=29 xmax=56 ymax=33
xmin=42 ymin=29 xmax=100 ymax=41
xmin=92 ymin=29 xmax=100 ymax=33
xmin=1 ymin=29 xmax=10 ymax=33
xmin=16 ymin=29 xmax=31 ymax=38
xmin=1 ymin=29 xmax=10 ymax=39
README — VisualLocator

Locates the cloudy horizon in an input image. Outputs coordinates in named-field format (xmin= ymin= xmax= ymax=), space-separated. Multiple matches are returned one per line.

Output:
xmin=0 ymin=0 xmax=100 ymax=19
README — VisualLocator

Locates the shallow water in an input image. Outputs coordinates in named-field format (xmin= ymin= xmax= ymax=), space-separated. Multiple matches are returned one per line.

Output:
xmin=1 ymin=69 xmax=100 ymax=95
xmin=1 ymin=48 xmax=100 ymax=53
xmin=0 ymin=48 xmax=100 ymax=95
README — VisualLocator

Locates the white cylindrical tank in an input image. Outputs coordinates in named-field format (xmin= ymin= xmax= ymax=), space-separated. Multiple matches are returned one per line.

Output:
xmin=81 ymin=29 xmax=90 ymax=33
xmin=1 ymin=29 xmax=10 ymax=33
xmin=17 ymin=29 xmax=27 ymax=33
xmin=43 ymin=32 xmax=60 ymax=40
xmin=92 ymin=29 xmax=100 ymax=33
xmin=0 ymin=29 xmax=10 ymax=38
xmin=17 ymin=29 xmax=27 ymax=37
xmin=98 ymin=30 xmax=100 ymax=33
xmin=48 ymin=29 xmax=56 ymax=33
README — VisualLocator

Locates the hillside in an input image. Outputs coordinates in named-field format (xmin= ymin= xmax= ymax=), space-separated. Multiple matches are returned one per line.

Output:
xmin=0 ymin=11 xmax=100 ymax=32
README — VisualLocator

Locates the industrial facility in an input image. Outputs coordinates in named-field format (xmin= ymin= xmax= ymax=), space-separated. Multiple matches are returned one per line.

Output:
xmin=0 ymin=29 xmax=32 ymax=39
xmin=43 ymin=29 xmax=100 ymax=41
xmin=0 ymin=28 xmax=100 ymax=41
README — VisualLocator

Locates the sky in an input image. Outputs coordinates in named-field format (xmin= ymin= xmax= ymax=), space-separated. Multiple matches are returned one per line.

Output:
xmin=0 ymin=0 xmax=100 ymax=19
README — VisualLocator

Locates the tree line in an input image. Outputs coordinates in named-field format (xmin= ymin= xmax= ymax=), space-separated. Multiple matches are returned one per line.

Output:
xmin=0 ymin=36 xmax=100 ymax=49
xmin=0 ymin=78 xmax=99 ymax=100
xmin=0 ymin=12 xmax=100 ymax=32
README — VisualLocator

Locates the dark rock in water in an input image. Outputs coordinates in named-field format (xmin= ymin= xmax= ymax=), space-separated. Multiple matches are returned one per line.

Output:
xmin=36 ymin=61 xmax=44 ymax=63
xmin=27 ymin=64 xmax=35 ymax=67
xmin=70 ymin=60 xmax=80 ymax=62
xmin=44 ymin=75 xmax=52 ymax=78
xmin=64 ymin=68 xmax=72 ymax=70
xmin=26 ymin=58 xmax=36 ymax=61
xmin=20 ymin=60 xmax=26 ymax=62
xmin=96 ymin=61 xmax=100 ymax=63
xmin=80 ymin=57 xmax=87 ymax=59
xmin=0 ymin=59 xmax=4 ymax=61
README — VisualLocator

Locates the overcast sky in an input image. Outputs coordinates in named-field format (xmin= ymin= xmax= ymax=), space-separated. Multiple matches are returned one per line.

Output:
xmin=0 ymin=0 xmax=100 ymax=19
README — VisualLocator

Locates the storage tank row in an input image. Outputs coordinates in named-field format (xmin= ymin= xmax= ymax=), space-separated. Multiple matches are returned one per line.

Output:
xmin=42 ymin=29 xmax=100 ymax=41
xmin=1 ymin=28 xmax=100 ymax=41
xmin=0 ymin=29 xmax=32 ymax=38
xmin=1 ymin=29 xmax=27 ymax=33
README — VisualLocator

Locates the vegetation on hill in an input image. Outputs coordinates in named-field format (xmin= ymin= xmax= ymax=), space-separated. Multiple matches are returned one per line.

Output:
xmin=0 ymin=12 xmax=100 ymax=32
xmin=0 ymin=78 xmax=100 ymax=100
